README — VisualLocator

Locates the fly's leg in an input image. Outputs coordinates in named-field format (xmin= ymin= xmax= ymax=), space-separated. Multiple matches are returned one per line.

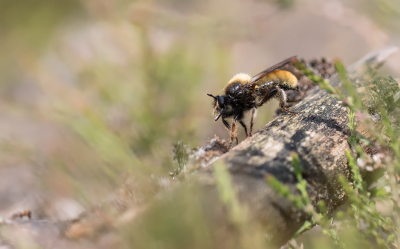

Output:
xmin=228 ymin=116 xmax=239 ymax=149
xmin=249 ymin=107 xmax=257 ymax=136
xmin=239 ymin=120 xmax=248 ymax=137
xmin=275 ymin=86 xmax=298 ymax=115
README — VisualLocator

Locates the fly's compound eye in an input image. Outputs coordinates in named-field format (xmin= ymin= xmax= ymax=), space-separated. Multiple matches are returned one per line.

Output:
xmin=217 ymin=96 xmax=225 ymax=108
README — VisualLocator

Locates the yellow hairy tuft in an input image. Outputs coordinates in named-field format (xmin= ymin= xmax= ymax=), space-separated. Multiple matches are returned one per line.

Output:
xmin=227 ymin=73 xmax=251 ymax=85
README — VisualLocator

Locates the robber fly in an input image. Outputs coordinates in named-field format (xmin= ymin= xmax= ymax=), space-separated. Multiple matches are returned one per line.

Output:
xmin=207 ymin=56 xmax=299 ymax=149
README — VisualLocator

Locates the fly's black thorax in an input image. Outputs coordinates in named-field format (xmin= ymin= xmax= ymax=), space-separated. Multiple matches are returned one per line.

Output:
xmin=255 ymin=81 xmax=277 ymax=94
xmin=225 ymin=82 xmax=242 ymax=96
xmin=225 ymin=83 xmax=256 ymax=111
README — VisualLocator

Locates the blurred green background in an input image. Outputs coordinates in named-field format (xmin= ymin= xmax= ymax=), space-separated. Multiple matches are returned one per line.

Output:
xmin=0 ymin=0 xmax=399 ymax=247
